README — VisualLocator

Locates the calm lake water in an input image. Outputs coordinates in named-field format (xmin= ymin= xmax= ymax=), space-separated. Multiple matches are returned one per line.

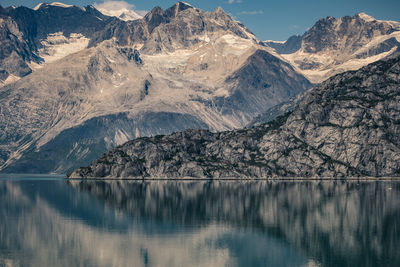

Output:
xmin=0 ymin=175 xmax=399 ymax=267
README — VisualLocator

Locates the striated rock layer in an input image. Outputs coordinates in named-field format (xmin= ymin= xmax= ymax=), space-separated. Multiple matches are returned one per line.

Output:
xmin=69 ymin=55 xmax=400 ymax=178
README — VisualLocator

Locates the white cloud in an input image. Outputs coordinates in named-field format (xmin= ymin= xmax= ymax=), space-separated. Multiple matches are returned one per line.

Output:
xmin=239 ymin=10 xmax=264 ymax=15
xmin=94 ymin=0 xmax=134 ymax=11
xmin=289 ymin=25 xmax=301 ymax=30
xmin=228 ymin=0 xmax=243 ymax=4
xmin=94 ymin=1 xmax=148 ymax=18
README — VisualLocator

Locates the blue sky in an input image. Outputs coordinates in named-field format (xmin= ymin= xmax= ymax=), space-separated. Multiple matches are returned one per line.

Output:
xmin=2 ymin=0 xmax=400 ymax=41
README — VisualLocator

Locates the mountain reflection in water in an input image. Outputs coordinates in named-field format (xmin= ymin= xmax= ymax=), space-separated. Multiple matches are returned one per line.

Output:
xmin=0 ymin=179 xmax=399 ymax=267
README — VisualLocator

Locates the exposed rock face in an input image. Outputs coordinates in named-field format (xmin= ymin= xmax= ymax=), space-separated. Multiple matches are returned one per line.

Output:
xmin=301 ymin=14 xmax=395 ymax=54
xmin=248 ymin=90 xmax=309 ymax=127
xmin=69 ymin=55 xmax=400 ymax=178
xmin=268 ymin=13 xmax=400 ymax=83
xmin=0 ymin=12 xmax=36 ymax=83
xmin=218 ymin=49 xmax=311 ymax=121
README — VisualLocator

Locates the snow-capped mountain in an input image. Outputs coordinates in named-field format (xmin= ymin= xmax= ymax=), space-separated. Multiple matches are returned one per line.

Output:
xmin=0 ymin=2 xmax=310 ymax=173
xmin=266 ymin=13 xmax=400 ymax=83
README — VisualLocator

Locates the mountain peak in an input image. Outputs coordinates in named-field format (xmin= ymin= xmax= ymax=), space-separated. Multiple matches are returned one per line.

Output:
xmin=176 ymin=2 xmax=194 ymax=9
xmin=165 ymin=2 xmax=194 ymax=18
xmin=144 ymin=6 xmax=165 ymax=22
xmin=147 ymin=6 xmax=164 ymax=16
xmin=215 ymin=6 xmax=227 ymax=15
xmin=212 ymin=6 xmax=233 ymax=22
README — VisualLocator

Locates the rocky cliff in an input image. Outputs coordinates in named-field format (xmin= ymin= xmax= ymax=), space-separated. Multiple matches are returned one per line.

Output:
xmin=69 ymin=55 xmax=400 ymax=178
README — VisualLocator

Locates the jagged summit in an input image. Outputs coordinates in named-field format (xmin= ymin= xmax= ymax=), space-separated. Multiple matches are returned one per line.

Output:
xmin=215 ymin=6 xmax=225 ymax=13
xmin=88 ymin=1 xmax=258 ymax=52
xmin=165 ymin=2 xmax=194 ymax=17
xmin=144 ymin=2 xmax=195 ymax=19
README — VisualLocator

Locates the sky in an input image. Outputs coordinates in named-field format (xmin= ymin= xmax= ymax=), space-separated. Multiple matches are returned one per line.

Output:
xmin=2 ymin=0 xmax=400 ymax=41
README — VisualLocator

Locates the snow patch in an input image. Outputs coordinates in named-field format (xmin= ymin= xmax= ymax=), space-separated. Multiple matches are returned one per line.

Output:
xmin=198 ymin=35 xmax=210 ymax=43
xmin=214 ymin=87 xmax=230 ymax=97
xmin=33 ymin=3 xmax=43 ymax=10
xmin=180 ymin=2 xmax=193 ymax=8
xmin=218 ymin=34 xmax=252 ymax=57
xmin=35 ymin=2 xmax=73 ymax=10
xmin=357 ymin=12 xmax=376 ymax=22
xmin=386 ymin=21 xmax=400 ymax=31
xmin=37 ymin=32 xmax=89 ymax=65
xmin=114 ymin=129 xmax=131 ymax=145
xmin=0 ymin=74 xmax=20 ymax=87
xmin=265 ymin=40 xmax=285 ymax=44
xmin=49 ymin=2 xmax=73 ymax=8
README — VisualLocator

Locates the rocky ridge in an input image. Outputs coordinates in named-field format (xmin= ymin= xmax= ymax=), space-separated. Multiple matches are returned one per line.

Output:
xmin=69 ymin=55 xmax=400 ymax=178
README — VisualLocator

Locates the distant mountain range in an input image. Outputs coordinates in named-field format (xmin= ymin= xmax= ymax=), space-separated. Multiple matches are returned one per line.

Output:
xmin=266 ymin=12 xmax=400 ymax=83
xmin=0 ymin=2 xmax=399 ymax=175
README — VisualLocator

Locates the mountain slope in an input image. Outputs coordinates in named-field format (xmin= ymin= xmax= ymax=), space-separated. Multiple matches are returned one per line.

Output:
xmin=68 ymin=54 xmax=400 ymax=178
xmin=267 ymin=13 xmax=400 ymax=83
xmin=0 ymin=2 xmax=311 ymax=174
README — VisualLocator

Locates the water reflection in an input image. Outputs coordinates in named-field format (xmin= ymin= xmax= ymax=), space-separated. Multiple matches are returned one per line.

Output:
xmin=0 ymin=180 xmax=399 ymax=267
